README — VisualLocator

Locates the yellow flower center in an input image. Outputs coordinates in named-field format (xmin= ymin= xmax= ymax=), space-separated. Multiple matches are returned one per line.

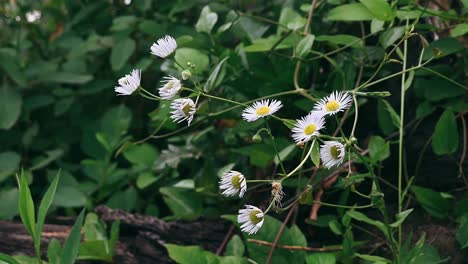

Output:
xmin=330 ymin=145 xmax=341 ymax=159
xmin=256 ymin=106 xmax=270 ymax=116
xmin=166 ymin=81 xmax=175 ymax=89
xmin=182 ymin=104 xmax=193 ymax=116
xmin=249 ymin=210 xmax=263 ymax=224
xmin=325 ymin=100 xmax=340 ymax=112
xmin=304 ymin=124 xmax=317 ymax=135
xmin=231 ymin=174 xmax=242 ymax=189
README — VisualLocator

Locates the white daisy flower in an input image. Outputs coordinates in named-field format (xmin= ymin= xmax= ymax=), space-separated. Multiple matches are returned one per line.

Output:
xmin=242 ymin=99 xmax=283 ymax=122
xmin=291 ymin=111 xmax=325 ymax=143
xmin=219 ymin=170 xmax=247 ymax=198
xmin=314 ymin=91 xmax=352 ymax=116
xmin=150 ymin=35 xmax=177 ymax=58
xmin=238 ymin=205 xmax=264 ymax=235
xmin=158 ymin=76 xmax=182 ymax=100
xmin=115 ymin=69 xmax=141 ymax=96
xmin=170 ymin=98 xmax=196 ymax=125
xmin=271 ymin=181 xmax=285 ymax=208
xmin=320 ymin=141 xmax=346 ymax=169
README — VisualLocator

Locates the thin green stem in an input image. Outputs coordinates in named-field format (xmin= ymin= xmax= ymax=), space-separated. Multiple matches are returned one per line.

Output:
xmin=266 ymin=121 xmax=287 ymax=174
xmin=247 ymin=179 xmax=276 ymax=183
xmin=421 ymin=67 xmax=468 ymax=90
xmin=350 ymin=94 xmax=359 ymax=138
xmin=282 ymin=139 xmax=315 ymax=180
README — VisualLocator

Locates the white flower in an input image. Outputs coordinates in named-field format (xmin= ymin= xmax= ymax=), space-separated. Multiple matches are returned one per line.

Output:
xmin=150 ymin=35 xmax=177 ymax=58
xmin=158 ymin=76 xmax=182 ymax=100
xmin=170 ymin=98 xmax=196 ymax=125
xmin=115 ymin=69 xmax=141 ymax=96
xmin=242 ymin=99 xmax=283 ymax=122
xmin=238 ymin=205 xmax=264 ymax=235
xmin=314 ymin=91 xmax=352 ymax=116
xmin=26 ymin=10 xmax=41 ymax=23
xmin=320 ymin=141 xmax=346 ymax=169
xmin=291 ymin=111 xmax=325 ymax=143
xmin=271 ymin=181 xmax=285 ymax=208
xmin=219 ymin=170 xmax=247 ymax=198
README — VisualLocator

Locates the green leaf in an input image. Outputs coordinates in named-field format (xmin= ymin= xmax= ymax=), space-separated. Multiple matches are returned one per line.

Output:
xmin=328 ymin=220 xmax=342 ymax=235
xmin=225 ymin=235 xmax=245 ymax=257
xmin=29 ymin=149 xmax=64 ymax=171
xmin=306 ymin=253 xmax=336 ymax=264
xmin=159 ymin=187 xmax=203 ymax=219
xmin=195 ymin=6 xmax=218 ymax=34
xmin=456 ymin=220 xmax=468 ymax=248
xmin=244 ymin=36 xmax=294 ymax=52
xmin=0 ymin=151 xmax=21 ymax=182
xmin=175 ymin=48 xmax=210 ymax=72
xmin=0 ymin=85 xmax=22 ymax=130
xmin=310 ymin=139 xmax=320 ymax=168
xmin=0 ymin=253 xmax=20 ymax=264
xmin=327 ymin=3 xmax=375 ymax=21
xmin=412 ymin=186 xmax=451 ymax=219
xmin=379 ymin=26 xmax=405 ymax=49
xmin=0 ymin=49 xmax=26 ymax=87
xmin=18 ymin=170 xmax=37 ymax=242
xmin=422 ymin=38 xmax=463 ymax=60
xmin=451 ymin=23 xmax=468 ymax=37
xmin=39 ymin=72 xmax=93 ymax=84
xmin=296 ymin=35 xmax=315 ymax=58
xmin=414 ymin=77 xmax=465 ymax=101
xmin=368 ymin=136 xmax=390 ymax=162
xmin=204 ymin=57 xmax=228 ymax=93
xmin=346 ymin=210 xmax=388 ymax=238
xmin=379 ymin=100 xmax=400 ymax=129
xmin=110 ymin=38 xmax=136 ymax=71
xmin=61 ymin=209 xmax=85 ymax=264
xmin=53 ymin=186 xmax=87 ymax=207
xmin=0 ymin=188 xmax=19 ymax=219
xmin=136 ymin=172 xmax=159 ymax=189
xmin=109 ymin=220 xmax=120 ymax=256
xmin=35 ymin=172 xmax=61 ymax=254
xmin=78 ymin=240 xmax=112 ymax=262
xmin=355 ymin=253 xmax=391 ymax=263
xmin=432 ymin=110 xmax=459 ymax=155
xmin=274 ymin=144 xmax=296 ymax=165
xmin=123 ymin=143 xmax=159 ymax=167
xmin=165 ymin=244 xmax=215 ymax=264
xmin=390 ymin=208 xmax=414 ymax=228
xmin=278 ymin=7 xmax=306 ymax=33
xmin=47 ymin=239 xmax=62 ymax=264
xmin=316 ymin=35 xmax=363 ymax=48
xmin=106 ymin=187 xmax=137 ymax=211
xmin=359 ymin=0 xmax=394 ymax=21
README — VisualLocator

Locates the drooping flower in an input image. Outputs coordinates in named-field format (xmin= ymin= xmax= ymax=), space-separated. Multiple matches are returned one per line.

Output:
xmin=291 ymin=111 xmax=325 ymax=143
xmin=238 ymin=205 xmax=264 ymax=235
xmin=150 ymin=35 xmax=177 ymax=58
xmin=242 ymin=99 xmax=283 ymax=122
xmin=271 ymin=181 xmax=285 ymax=208
xmin=114 ymin=69 xmax=141 ymax=96
xmin=320 ymin=141 xmax=346 ymax=169
xmin=158 ymin=76 xmax=182 ymax=100
xmin=314 ymin=91 xmax=352 ymax=116
xmin=219 ymin=170 xmax=247 ymax=198
xmin=170 ymin=98 xmax=196 ymax=125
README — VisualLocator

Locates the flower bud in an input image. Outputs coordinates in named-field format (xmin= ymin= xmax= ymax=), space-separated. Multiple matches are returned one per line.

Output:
xmin=252 ymin=134 xmax=262 ymax=143
xmin=181 ymin=69 xmax=192 ymax=80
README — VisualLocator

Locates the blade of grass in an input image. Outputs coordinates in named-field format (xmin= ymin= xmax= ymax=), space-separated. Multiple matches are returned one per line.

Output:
xmin=0 ymin=253 xmax=21 ymax=264
xmin=17 ymin=170 xmax=37 ymax=245
xmin=61 ymin=209 xmax=85 ymax=264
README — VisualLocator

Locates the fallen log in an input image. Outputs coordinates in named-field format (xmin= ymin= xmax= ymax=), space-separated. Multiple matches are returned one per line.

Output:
xmin=0 ymin=206 xmax=232 ymax=263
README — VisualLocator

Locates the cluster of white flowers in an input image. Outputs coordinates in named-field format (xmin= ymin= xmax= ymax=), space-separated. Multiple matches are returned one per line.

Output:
xmin=219 ymin=91 xmax=352 ymax=235
xmin=114 ymin=35 xmax=197 ymax=126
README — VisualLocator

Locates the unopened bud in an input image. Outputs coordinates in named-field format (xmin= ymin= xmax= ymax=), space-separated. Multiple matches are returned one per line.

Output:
xmin=252 ymin=134 xmax=262 ymax=143
xmin=181 ymin=70 xmax=192 ymax=80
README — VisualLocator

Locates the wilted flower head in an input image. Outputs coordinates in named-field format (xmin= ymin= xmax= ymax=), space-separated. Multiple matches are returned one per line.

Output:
xmin=271 ymin=181 xmax=285 ymax=208
xmin=238 ymin=205 xmax=264 ymax=235
xmin=114 ymin=69 xmax=141 ymax=96
xmin=219 ymin=170 xmax=247 ymax=198
xmin=242 ymin=99 xmax=283 ymax=122
xmin=320 ymin=141 xmax=346 ymax=169
xmin=291 ymin=111 xmax=325 ymax=143
xmin=314 ymin=91 xmax=352 ymax=116
xmin=150 ymin=35 xmax=177 ymax=58
xmin=170 ymin=98 xmax=196 ymax=125
xmin=158 ymin=76 xmax=182 ymax=100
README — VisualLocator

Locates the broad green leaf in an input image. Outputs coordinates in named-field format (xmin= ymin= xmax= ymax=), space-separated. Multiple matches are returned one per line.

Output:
xmin=390 ymin=208 xmax=414 ymax=228
xmin=159 ymin=187 xmax=203 ymax=219
xmin=379 ymin=100 xmax=400 ymax=129
xmin=53 ymin=186 xmax=87 ymax=207
xmin=456 ymin=220 xmax=468 ymax=248
xmin=274 ymin=144 xmax=296 ymax=165
xmin=0 ymin=253 xmax=20 ymax=264
xmin=316 ymin=35 xmax=363 ymax=48
xmin=165 ymin=244 xmax=215 ymax=264
xmin=432 ymin=110 xmax=459 ymax=155
xmin=327 ymin=3 xmax=375 ymax=21
xmin=355 ymin=253 xmax=391 ymax=263
xmin=100 ymin=105 xmax=133 ymax=148
xmin=414 ymin=77 xmax=465 ymax=101
xmin=310 ymin=139 xmax=320 ymax=168
xmin=175 ymin=48 xmax=210 ymax=72
xmin=422 ymin=38 xmax=463 ymax=60
xmin=346 ymin=210 xmax=388 ymax=238
xmin=412 ymin=186 xmax=451 ymax=219
xmin=296 ymin=34 xmax=315 ymax=58
xmin=29 ymin=149 xmax=64 ymax=171
xmin=47 ymin=239 xmax=62 ymax=264
xmin=379 ymin=26 xmax=405 ymax=49
xmin=106 ymin=187 xmax=137 ymax=211
xmin=36 ymin=173 xmax=61 ymax=253
xmin=0 ymin=188 xmax=19 ymax=219
xmin=360 ymin=0 xmax=394 ymax=21
xmin=225 ymin=235 xmax=245 ymax=257
xmin=278 ymin=7 xmax=306 ymax=33
xmin=0 ymin=151 xmax=21 ymax=182
xmin=451 ymin=23 xmax=468 ymax=37
xmin=368 ymin=136 xmax=390 ymax=162
xmin=328 ymin=220 xmax=342 ymax=235
xmin=110 ymin=38 xmax=136 ymax=71
xmin=244 ymin=36 xmax=294 ymax=52
xmin=306 ymin=253 xmax=336 ymax=264
xmin=61 ymin=209 xmax=85 ymax=264
xmin=38 ymin=72 xmax=93 ymax=84
xmin=136 ymin=172 xmax=159 ymax=189
xmin=109 ymin=220 xmax=120 ymax=256
xmin=18 ymin=170 xmax=36 ymax=242
xmin=204 ymin=57 xmax=228 ymax=93
xmin=0 ymin=85 xmax=22 ymax=130
xmin=78 ymin=240 xmax=112 ymax=262
xmin=195 ymin=6 xmax=218 ymax=34
xmin=371 ymin=19 xmax=385 ymax=34
xmin=123 ymin=143 xmax=159 ymax=167
xmin=0 ymin=49 xmax=26 ymax=87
